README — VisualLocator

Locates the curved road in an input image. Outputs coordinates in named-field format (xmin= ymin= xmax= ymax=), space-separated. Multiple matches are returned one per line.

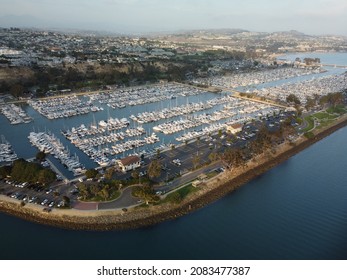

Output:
xmin=98 ymin=187 xmax=139 ymax=210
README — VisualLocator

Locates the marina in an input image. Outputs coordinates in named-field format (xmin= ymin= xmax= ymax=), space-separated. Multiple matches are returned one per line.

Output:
xmin=28 ymin=132 xmax=85 ymax=175
xmin=61 ymin=121 xmax=160 ymax=164
xmin=251 ymin=73 xmax=347 ymax=104
xmin=0 ymin=135 xmax=18 ymax=163
xmin=89 ymin=83 xmax=205 ymax=109
xmin=192 ymin=67 xmax=324 ymax=89
xmin=59 ymin=91 xmax=281 ymax=166
xmin=28 ymin=95 xmax=103 ymax=119
xmin=0 ymin=103 xmax=32 ymax=124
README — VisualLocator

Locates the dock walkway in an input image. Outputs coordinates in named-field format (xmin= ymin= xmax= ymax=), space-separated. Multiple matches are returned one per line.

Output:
xmin=45 ymin=158 xmax=68 ymax=182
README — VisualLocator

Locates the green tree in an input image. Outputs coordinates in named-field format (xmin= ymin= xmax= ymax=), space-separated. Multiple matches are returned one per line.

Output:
xmin=286 ymin=94 xmax=301 ymax=105
xmin=85 ymin=169 xmax=98 ymax=179
xmin=37 ymin=169 xmax=56 ymax=185
xmin=208 ymin=152 xmax=219 ymax=163
xmin=90 ymin=184 xmax=100 ymax=196
xmin=148 ymin=159 xmax=161 ymax=179
xmin=62 ymin=196 xmax=70 ymax=207
xmin=104 ymin=168 xmax=114 ymax=180
xmin=99 ymin=187 xmax=109 ymax=201
xmin=10 ymin=158 xmax=55 ymax=184
xmin=77 ymin=183 xmax=90 ymax=200
xmin=221 ymin=148 xmax=246 ymax=169
xmin=328 ymin=92 xmax=344 ymax=107
xmin=36 ymin=151 xmax=46 ymax=162
xmin=10 ymin=84 xmax=24 ymax=97
xmin=131 ymin=170 xmax=139 ymax=179
xmin=133 ymin=185 xmax=159 ymax=205
xmin=156 ymin=148 xmax=161 ymax=159
xmin=170 ymin=144 xmax=175 ymax=156
xmin=192 ymin=154 xmax=201 ymax=169
xmin=0 ymin=165 xmax=12 ymax=179
xmin=196 ymin=136 xmax=201 ymax=147
xmin=305 ymin=97 xmax=316 ymax=111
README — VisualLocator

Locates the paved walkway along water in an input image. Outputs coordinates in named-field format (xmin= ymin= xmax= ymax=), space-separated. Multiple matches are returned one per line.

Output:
xmin=73 ymin=201 xmax=98 ymax=210
xmin=45 ymin=158 xmax=68 ymax=182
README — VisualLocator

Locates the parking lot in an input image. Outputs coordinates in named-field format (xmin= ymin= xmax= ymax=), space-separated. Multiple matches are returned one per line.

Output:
xmin=0 ymin=179 xmax=79 ymax=209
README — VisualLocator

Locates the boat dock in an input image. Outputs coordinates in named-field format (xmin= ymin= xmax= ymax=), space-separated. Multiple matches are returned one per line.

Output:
xmin=45 ymin=158 xmax=69 ymax=182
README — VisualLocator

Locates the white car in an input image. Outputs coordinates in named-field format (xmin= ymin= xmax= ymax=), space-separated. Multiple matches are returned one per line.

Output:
xmin=41 ymin=199 xmax=48 ymax=206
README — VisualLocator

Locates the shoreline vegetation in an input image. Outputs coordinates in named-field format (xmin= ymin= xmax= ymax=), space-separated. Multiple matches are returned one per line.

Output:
xmin=1 ymin=113 xmax=347 ymax=231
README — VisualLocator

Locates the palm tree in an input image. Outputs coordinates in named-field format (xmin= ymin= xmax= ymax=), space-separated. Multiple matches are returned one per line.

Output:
xmin=170 ymin=144 xmax=175 ymax=156
xmin=99 ymin=187 xmax=109 ymax=201
xmin=208 ymin=152 xmax=219 ymax=163
xmin=192 ymin=154 xmax=201 ymax=169
xmin=133 ymin=185 xmax=158 ymax=205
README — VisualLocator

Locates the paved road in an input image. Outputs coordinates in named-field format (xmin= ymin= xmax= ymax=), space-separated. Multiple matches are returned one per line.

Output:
xmin=156 ymin=161 xmax=223 ymax=193
xmin=98 ymin=187 xmax=139 ymax=209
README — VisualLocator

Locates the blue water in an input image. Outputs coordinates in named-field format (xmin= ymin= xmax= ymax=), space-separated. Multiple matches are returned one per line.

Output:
xmin=1 ymin=126 xmax=347 ymax=260
xmin=279 ymin=52 xmax=347 ymax=66
xmin=250 ymin=52 xmax=347 ymax=90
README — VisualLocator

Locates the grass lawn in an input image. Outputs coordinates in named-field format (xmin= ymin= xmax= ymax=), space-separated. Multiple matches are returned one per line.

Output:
xmin=312 ymin=112 xmax=335 ymax=120
xmin=316 ymin=119 xmax=336 ymax=130
xmin=304 ymin=106 xmax=346 ymax=132
xmin=313 ymin=112 xmax=336 ymax=120
xmin=303 ymin=116 xmax=315 ymax=132
xmin=177 ymin=184 xmax=197 ymax=198
xmin=326 ymin=105 xmax=347 ymax=115
xmin=159 ymin=183 xmax=198 ymax=205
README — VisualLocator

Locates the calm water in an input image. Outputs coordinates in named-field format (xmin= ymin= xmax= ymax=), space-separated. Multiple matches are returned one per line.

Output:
xmin=280 ymin=52 xmax=347 ymax=65
xmin=1 ymin=126 xmax=347 ymax=260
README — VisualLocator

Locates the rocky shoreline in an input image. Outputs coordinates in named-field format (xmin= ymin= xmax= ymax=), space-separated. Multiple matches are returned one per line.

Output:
xmin=1 ymin=115 xmax=347 ymax=231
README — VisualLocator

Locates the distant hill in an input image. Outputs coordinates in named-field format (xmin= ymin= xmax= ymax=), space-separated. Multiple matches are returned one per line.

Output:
xmin=271 ymin=30 xmax=310 ymax=37
xmin=167 ymin=28 xmax=249 ymax=36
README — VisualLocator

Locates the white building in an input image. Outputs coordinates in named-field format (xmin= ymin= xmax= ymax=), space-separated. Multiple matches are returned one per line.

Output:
xmin=117 ymin=155 xmax=141 ymax=172
xmin=227 ymin=123 xmax=243 ymax=134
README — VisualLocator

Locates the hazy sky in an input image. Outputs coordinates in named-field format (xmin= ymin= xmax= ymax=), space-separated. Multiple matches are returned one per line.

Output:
xmin=1 ymin=0 xmax=347 ymax=35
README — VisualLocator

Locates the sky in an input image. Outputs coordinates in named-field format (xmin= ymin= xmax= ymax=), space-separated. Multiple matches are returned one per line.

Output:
xmin=0 ymin=0 xmax=347 ymax=35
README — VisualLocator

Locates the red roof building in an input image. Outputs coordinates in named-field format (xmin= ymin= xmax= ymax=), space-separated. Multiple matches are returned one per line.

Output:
xmin=117 ymin=155 xmax=141 ymax=172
